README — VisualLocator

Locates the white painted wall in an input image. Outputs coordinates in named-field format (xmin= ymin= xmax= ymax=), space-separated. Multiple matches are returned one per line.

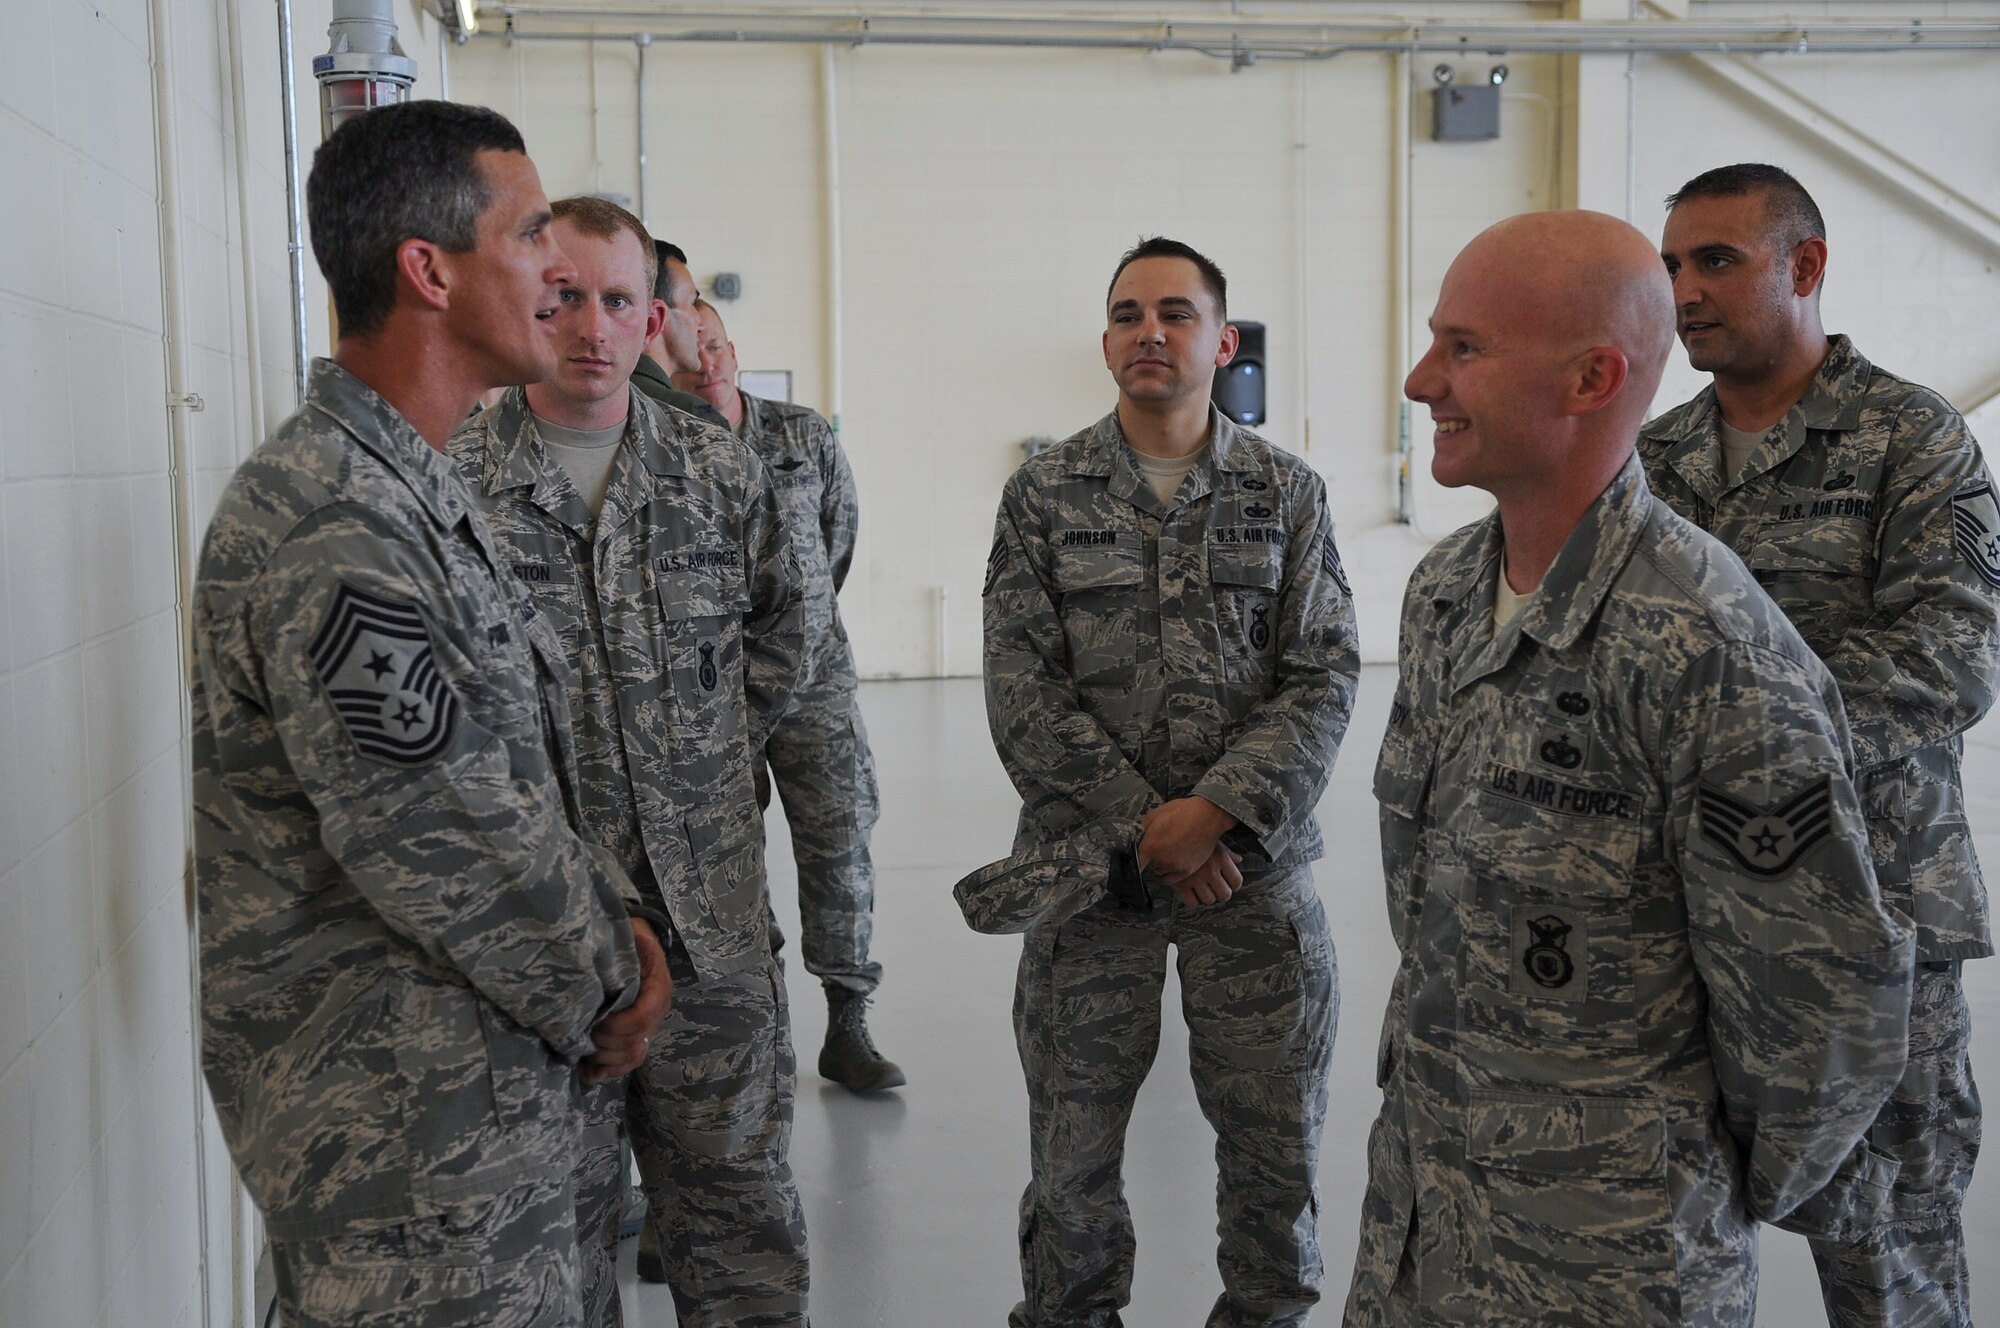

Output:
xmin=1 ymin=3 xmax=1997 ymax=1322
xmin=452 ymin=6 xmax=2000 ymax=676
xmin=0 ymin=2 xmax=447 ymax=1324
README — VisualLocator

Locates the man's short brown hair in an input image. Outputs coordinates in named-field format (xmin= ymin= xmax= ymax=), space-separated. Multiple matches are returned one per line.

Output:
xmin=550 ymin=196 xmax=657 ymax=295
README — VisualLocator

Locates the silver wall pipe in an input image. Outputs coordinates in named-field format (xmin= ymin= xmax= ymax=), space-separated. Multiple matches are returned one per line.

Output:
xmin=145 ymin=0 xmax=216 ymax=1324
xmin=227 ymin=0 xmax=267 ymax=443
xmin=635 ymin=33 xmax=651 ymax=224
xmin=820 ymin=43 xmax=843 ymax=436
xmin=482 ymin=10 xmax=2000 ymax=56
xmin=279 ymin=0 xmax=310 ymax=400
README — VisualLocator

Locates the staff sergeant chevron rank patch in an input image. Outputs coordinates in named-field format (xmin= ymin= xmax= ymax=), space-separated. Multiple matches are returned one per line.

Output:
xmin=1698 ymin=777 xmax=1834 ymax=876
xmin=310 ymin=583 xmax=459 ymax=765
xmin=1951 ymin=481 xmax=2000 ymax=588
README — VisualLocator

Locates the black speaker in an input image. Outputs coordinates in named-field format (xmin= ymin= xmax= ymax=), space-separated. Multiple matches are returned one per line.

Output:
xmin=1213 ymin=321 xmax=1265 ymax=426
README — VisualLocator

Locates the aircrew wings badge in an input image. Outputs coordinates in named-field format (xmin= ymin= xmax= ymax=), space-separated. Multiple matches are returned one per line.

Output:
xmin=310 ymin=583 xmax=459 ymax=765
xmin=1951 ymin=481 xmax=2000 ymax=588
xmin=1698 ymin=777 xmax=1833 ymax=876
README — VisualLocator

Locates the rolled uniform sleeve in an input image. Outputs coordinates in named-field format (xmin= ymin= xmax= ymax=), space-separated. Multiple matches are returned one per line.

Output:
xmin=1666 ymin=640 xmax=1913 ymax=1221
xmin=984 ymin=477 xmax=1162 ymax=834
xmin=1823 ymin=406 xmax=2000 ymax=768
xmin=242 ymin=512 xmax=637 ymax=1063
xmin=1193 ymin=493 xmax=1361 ymax=860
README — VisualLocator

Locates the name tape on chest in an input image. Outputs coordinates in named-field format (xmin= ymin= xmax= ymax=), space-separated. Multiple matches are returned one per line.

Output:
xmin=310 ymin=583 xmax=459 ymax=766
xmin=1212 ymin=526 xmax=1285 ymax=545
xmin=1486 ymin=762 xmax=1636 ymax=820
xmin=1055 ymin=528 xmax=1122 ymax=548
xmin=654 ymin=547 xmax=743 ymax=576
xmin=1772 ymin=496 xmax=1877 ymax=523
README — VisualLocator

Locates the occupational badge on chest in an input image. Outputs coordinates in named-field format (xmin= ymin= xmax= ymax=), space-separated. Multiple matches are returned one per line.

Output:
xmin=1511 ymin=905 xmax=1586 ymax=1001
xmin=1533 ymin=685 xmax=1596 ymax=772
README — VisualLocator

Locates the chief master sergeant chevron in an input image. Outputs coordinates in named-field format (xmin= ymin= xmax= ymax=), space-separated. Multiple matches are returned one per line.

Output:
xmin=984 ymin=237 xmax=1360 ymax=1327
xmin=191 ymin=102 xmax=671 ymax=1328
xmin=1642 ymin=163 xmax=1998 ymax=1328
xmin=1344 ymin=210 xmax=1912 ymax=1327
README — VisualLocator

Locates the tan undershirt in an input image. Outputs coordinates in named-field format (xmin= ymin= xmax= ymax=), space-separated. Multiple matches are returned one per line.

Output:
xmin=1720 ymin=420 xmax=1765 ymax=487
xmin=1495 ymin=552 xmax=1532 ymax=627
xmin=1130 ymin=445 xmax=1207 ymax=506
xmin=535 ymin=414 xmax=627 ymax=519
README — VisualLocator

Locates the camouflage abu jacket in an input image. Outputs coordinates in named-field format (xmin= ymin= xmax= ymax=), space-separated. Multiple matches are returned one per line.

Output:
xmin=736 ymin=391 xmax=859 ymax=688
xmin=1351 ymin=455 xmax=1912 ymax=1326
xmin=450 ymin=387 xmax=804 ymax=983
xmin=983 ymin=407 xmax=1360 ymax=865
xmin=193 ymin=360 xmax=642 ymax=1240
xmin=1640 ymin=335 xmax=2000 ymax=960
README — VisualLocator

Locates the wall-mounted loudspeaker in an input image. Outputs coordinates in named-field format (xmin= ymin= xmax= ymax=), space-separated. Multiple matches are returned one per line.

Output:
xmin=1213 ymin=321 xmax=1266 ymax=426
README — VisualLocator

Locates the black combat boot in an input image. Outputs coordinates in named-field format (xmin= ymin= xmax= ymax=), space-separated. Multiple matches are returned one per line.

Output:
xmin=819 ymin=986 xmax=906 ymax=1091
xmin=635 ymin=1215 xmax=668 ymax=1284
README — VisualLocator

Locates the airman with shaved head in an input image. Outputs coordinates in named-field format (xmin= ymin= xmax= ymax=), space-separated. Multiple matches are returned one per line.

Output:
xmin=1346 ymin=211 xmax=1912 ymax=1326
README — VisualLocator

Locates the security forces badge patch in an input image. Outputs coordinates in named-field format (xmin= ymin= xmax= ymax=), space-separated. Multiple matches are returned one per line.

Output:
xmin=1951 ymin=480 xmax=2000 ymax=589
xmin=1698 ymin=777 xmax=1833 ymax=876
xmin=1510 ymin=904 xmax=1585 ymax=1001
xmin=310 ymin=583 xmax=459 ymax=765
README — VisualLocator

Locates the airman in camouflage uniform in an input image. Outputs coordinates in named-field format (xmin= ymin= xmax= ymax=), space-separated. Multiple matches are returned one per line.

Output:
xmin=450 ymin=197 xmax=811 ymax=1328
xmin=677 ymin=297 xmax=901 ymax=1091
xmin=1643 ymin=164 xmax=1995 ymax=1328
xmin=194 ymin=104 xmax=671 ymax=1328
xmin=985 ymin=239 xmax=1359 ymax=1327
xmin=1348 ymin=210 xmax=1913 ymax=1327
xmin=631 ymin=238 xmax=730 ymax=430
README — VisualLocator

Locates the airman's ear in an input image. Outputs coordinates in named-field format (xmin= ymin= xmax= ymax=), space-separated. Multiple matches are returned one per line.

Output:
xmin=1568 ymin=345 xmax=1630 ymax=418
xmin=396 ymin=237 xmax=452 ymax=313
xmin=1791 ymin=236 xmax=1829 ymax=299
xmin=1215 ymin=322 xmax=1241 ymax=368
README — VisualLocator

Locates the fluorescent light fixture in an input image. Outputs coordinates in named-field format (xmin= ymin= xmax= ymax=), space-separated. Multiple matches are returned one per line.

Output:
xmin=454 ymin=0 xmax=478 ymax=35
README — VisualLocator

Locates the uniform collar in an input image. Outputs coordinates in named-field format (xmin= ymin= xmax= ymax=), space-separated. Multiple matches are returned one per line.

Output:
xmin=1639 ymin=334 xmax=1872 ymax=499
xmin=1068 ymin=405 xmax=1251 ymax=513
xmin=737 ymin=390 xmax=779 ymax=439
xmin=305 ymin=358 xmax=469 ymax=529
xmin=474 ymin=385 xmax=692 ymax=535
xmin=1435 ymin=452 xmax=1654 ymax=691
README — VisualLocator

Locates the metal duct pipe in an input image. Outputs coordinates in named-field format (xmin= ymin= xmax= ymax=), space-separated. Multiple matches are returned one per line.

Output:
xmin=279 ymin=0 xmax=309 ymax=400
xmin=480 ymin=8 xmax=2000 ymax=56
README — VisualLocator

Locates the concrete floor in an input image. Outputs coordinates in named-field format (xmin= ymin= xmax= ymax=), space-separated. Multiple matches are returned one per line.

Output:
xmin=619 ymin=669 xmax=1999 ymax=1326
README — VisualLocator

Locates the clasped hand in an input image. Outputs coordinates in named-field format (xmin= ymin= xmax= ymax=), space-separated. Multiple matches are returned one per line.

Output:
xmin=1138 ymin=796 xmax=1244 ymax=907
xmin=581 ymin=917 xmax=674 ymax=1085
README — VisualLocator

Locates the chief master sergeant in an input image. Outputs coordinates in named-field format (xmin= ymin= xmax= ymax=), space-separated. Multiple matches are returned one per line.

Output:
xmin=451 ymin=198 xmax=810 ymax=1327
xmin=1346 ymin=209 xmax=1912 ymax=1326
xmin=1643 ymin=163 xmax=1997 ymax=1328
xmin=984 ymin=237 xmax=1360 ymax=1327
xmin=677 ymin=296 xmax=904 ymax=1090
xmin=191 ymin=102 xmax=671 ymax=1328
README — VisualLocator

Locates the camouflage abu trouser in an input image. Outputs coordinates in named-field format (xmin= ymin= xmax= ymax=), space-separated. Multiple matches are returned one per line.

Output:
xmin=1010 ymin=864 xmax=1337 ymax=1328
xmin=576 ymin=960 xmax=811 ymax=1328
xmin=758 ymin=659 xmax=883 ymax=995
xmin=272 ymin=1171 xmax=581 ymax=1328
xmin=1800 ymin=960 xmax=1981 ymax=1328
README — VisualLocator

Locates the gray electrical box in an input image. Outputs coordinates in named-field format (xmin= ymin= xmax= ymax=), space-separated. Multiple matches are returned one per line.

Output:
xmin=1433 ymin=85 xmax=1500 ymax=141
